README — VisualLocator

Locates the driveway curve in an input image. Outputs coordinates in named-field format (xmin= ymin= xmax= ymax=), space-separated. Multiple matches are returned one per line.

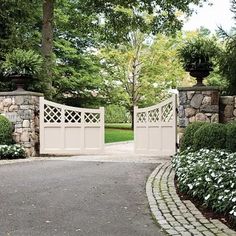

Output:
xmin=0 ymin=150 xmax=166 ymax=236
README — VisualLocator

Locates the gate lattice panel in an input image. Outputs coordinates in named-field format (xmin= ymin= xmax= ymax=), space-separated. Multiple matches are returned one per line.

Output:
xmin=134 ymin=95 xmax=177 ymax=156
xmin=40 ymin=98 xmax=104 ymax=155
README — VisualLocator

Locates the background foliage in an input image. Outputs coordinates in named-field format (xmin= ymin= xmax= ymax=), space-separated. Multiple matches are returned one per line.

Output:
xmin=0 ymin=0 xmax=217 ymax=109
xmin=105 ymin=105 xmax=131 ymax=123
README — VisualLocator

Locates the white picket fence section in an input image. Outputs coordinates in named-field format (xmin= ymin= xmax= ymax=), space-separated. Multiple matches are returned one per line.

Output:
xmin=134 ymin=95 xmax=177 ymax=156
xmin=40 ymin=97 xmax=104 ymax=155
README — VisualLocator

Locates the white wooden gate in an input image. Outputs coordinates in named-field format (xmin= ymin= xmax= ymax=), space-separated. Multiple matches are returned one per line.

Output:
xmin=134 ymin=95 xmax=177 ymax=156
xmin=40 ymin=98 xmax=104 ymax=155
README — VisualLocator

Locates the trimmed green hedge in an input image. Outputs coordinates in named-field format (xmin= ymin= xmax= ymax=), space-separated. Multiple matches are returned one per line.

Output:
xmin=180 ymin=122 xmax=206 ymax=151
xmin=193 ymin=123 xmax=226 ymax=151
xmin=181 ymin=121 xmax=236 ymax=153
xmin=0 ymin=115 xmax=13 ymax=145
xmin=226 ymin=122 xmax=236 ymax=152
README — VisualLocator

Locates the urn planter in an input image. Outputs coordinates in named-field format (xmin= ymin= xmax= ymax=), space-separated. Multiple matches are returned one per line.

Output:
xmin=177 ymin=37 xmax=219 ymax=88
xmin=10 ymin=74 xmax=29 ymax=91
xmin=189 ymin=69 xmax=212 ymax=87
xmin=1 ymin=49 xmax=43 ymax=92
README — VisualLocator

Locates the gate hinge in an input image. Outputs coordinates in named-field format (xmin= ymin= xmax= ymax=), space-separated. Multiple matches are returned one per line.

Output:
xmin=176 ymin=108 xmax=179 ymax=114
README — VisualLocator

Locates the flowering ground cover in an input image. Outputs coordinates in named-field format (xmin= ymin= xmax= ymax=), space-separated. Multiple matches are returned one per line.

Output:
xmin=0 ymin=144 xmax=26 ymax=159
xmin=172 ymin=149 xmax=236 ymax=228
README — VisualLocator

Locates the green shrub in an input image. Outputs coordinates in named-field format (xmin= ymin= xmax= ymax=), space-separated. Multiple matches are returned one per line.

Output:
xmin=226 ymin=122 xmax=236 ymax=152
xmin=193 ymin=123 xmax=226 ymax=150
xmin=180 ymin=122 xmax=206 ymax=151
xmin=0 ymin=115 xmax=13 ymax=145
xmin=177 ymin=36 xmax=219 ymax=71
xmin=105 ymin=105 xmax=131 ymax=123
xmin=2 ymin=49 xmax=43 ymax=77
xmin=0 ymin=144 xmax=26 ymax=159
xmin=172 ymin=149 xmax=236 ymax=220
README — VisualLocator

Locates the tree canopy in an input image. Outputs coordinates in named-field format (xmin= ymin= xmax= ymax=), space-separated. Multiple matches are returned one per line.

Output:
xmin=99 ymin=32 xmax=186 ymax=128
xmin=216 ymin=0 xmax=236 ymax=95
xmin=0 ymin=0 xmax=211 ymax=106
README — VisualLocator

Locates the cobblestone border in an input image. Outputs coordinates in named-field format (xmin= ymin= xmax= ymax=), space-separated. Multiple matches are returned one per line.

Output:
xmin=146 ymin=161 xmax=236 ymax=236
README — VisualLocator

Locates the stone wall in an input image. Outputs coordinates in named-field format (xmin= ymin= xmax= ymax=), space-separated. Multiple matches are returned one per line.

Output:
xmin=0 ymin=91 xmax=42 ymax=157
xmin=178 ymin=87 xmax=220 ymax=140
xmin=220 ymin=96 xmax=236 ymax=123
xmin=178 ymin=87 xmax=219 ymax=127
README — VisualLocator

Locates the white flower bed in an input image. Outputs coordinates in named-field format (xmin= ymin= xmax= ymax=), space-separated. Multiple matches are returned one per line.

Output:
xmin=0 ymin=144 xmax=26 ymax=159
xmin=172 ymin=149 xmax=236 ymax=219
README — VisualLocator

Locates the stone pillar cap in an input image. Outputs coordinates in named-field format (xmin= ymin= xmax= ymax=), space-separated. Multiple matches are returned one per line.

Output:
xmin=0 ymin=91 xmax=43 ymax=97
xmin=177 ymin=86 xmax=219 ymax=91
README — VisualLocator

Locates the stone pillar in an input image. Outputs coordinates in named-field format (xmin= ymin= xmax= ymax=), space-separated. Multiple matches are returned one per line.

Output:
xmin=219 ymin=96 xmax=236 ymax=123
xmin=177 ymin=86 xmax=220 ymax=139
xmin=0 ymin=91 xmax=43 ymax=157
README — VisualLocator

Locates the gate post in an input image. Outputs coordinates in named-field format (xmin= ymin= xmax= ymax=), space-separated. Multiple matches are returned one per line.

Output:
xmin=133 ymin=106 xmax=138 ymax=153
xmin=0 ymin=91 xmax=43 ymax=157
xmin=177 ymin=86 xmax=220 ymax=140
xmin=100 ymin=107 xmax=105 ymax=151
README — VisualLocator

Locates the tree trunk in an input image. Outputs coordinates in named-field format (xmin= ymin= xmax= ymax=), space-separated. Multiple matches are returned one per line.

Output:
xmin=130 ymin=107 xmax=134 ymax=130
xmin=129 ymin=32 xmax=142 ymax=130
xmin=42 ymin=0 xmax=54 ymax=97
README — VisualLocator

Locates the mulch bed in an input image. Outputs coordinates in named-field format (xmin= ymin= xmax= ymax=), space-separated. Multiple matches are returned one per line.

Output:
xmin=174 ymin=177 xmax=236 ymax=231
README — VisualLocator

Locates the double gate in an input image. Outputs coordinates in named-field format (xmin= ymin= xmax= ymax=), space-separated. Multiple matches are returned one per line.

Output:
xmin=40 ymin=98 xmax=104 ymax=155
xmin=39 ymin=95 xmax=176 ymax=156
xmin=134 ymin=95 xmax=177 ymax=156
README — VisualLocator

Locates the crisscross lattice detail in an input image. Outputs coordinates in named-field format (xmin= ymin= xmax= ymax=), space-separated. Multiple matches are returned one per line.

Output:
xmin=161 ymin=102 xmax=173 ymax=122
xmin=137 ymin=112 xmax=147 ymax=123
xmin=65 ymin=110 xmax=81 ymax=123
xmin=44 ymin=104 xmax=61 ymax=123
xmin=85 ymin=113 xmax=100 ymax=123
xmin=148 ymin=108 xmax=159 ymax=122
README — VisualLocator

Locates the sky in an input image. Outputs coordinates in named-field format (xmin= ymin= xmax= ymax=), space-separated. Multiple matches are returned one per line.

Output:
xmin=183 ymin=0 xmax=235 ymax=32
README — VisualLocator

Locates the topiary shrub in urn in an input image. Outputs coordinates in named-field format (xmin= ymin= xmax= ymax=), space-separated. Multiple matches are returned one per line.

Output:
xmin=1 ymin=49 xmax=43 ymax=91
xmin=178 ymin=37 xmax=219 ymax=86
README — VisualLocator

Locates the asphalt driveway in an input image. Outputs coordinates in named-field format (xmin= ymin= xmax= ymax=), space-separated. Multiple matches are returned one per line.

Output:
xmin=0 ymin=159 xmax=165 ymax=236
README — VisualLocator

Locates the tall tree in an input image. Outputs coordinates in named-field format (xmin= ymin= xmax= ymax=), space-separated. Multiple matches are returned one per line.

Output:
xmin=217 ymin=0 xmax=236 ymax=95
xmin=40 ymin=0 xmax=210 ymax=101
xmin=0 ymin=0 xmax=41 ymax=59
xmin=42 ymin=0 xmax=55 ymax=97
xmin=81 ymin=0 xmax=209 ymax=42
xmin=100 ymin=33 xmax=186 ymax=128
xmin=50 ymin=0 xmax=106 ymax=107
xmin=0 ymin=0 xmax=41 ymax=91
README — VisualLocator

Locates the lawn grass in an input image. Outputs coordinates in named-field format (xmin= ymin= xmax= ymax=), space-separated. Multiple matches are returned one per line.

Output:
xmin=105 ymin=123 xmax=132 ymax=130
xmin=105 ymin=128 xmax=134 ymax=143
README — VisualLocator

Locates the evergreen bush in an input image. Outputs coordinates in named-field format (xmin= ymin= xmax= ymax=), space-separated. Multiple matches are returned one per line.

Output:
xmin=0 ymin=115 xmax=13 ymax=145
xmin=193 ymin=123 xmax=226 ymax=151
xmin=226 ymin=122 xmax=236 ymax=152
xmin=180 ymin=122 xmax=206 ymax=151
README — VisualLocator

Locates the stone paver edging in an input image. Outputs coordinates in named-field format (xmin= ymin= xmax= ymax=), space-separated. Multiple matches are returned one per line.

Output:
xmin=146 ymin=161 xmax=236 ymax=236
